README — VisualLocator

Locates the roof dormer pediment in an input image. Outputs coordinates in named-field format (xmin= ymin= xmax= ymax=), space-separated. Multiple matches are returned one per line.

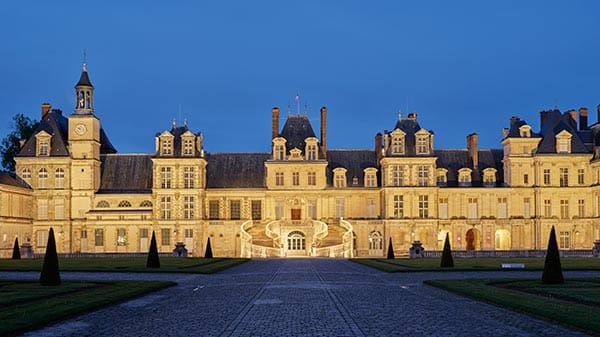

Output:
xmin=35 ymin=130 xmax=51 ymax=138
xmin=556 ymin=129 xmax=572 ymax=139
xmin=390 ymin=128 xmax=406 ymax=137
xmin=159 ymin=130 xmax=174 ymax=138
xmin=415 ymin=128 xmax=431 ymax=136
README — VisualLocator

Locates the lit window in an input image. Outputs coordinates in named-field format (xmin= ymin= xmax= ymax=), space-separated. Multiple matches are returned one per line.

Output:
xmin=439 ymin=198 xmax=448 ymax=219
xmin=117 ymin=228 xmax=126 ymax=246
xmin=468 ymin=198 xmax=478 ymax=219
xmin=497 ymin=197 xmax=507 ymax=219
xmin=369 ymin=231 xmax=383 ymax=250
xmin=39 ymin=140 xmax=49 ymax=156
xmin=559 ymin=168 xmax=568 ymax=187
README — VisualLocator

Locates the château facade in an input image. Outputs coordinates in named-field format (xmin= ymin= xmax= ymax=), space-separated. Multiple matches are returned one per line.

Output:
xmin=1 ymin=63 xmax=600 ymax=258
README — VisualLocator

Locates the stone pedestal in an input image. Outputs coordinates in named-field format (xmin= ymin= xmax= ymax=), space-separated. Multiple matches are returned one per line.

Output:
xmin=173 ymin=242 xmax=188 ymax=257
xmin=20 ymin=243 xmax=34 ymax=258
xmin=409 ymin=240 xmax=425 ymax=258
xmin=592 ymin=240 xmax=600 ymax=258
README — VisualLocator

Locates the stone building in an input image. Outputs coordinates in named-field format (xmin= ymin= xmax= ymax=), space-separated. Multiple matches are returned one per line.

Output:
xmin=3 ymin=63 xmax=600 ymax=257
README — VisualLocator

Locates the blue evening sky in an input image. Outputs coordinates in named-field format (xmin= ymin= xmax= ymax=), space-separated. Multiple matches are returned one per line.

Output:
xmin=1 ymin=1 xmax=599 ymax=155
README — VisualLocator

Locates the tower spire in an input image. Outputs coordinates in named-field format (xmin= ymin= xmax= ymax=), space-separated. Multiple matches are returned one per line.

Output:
xmin=74 ymin=53 xmax=94 ymax=115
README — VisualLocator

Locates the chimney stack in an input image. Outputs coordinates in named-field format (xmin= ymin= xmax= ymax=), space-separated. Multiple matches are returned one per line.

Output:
xmin=540 ymin=110 xmax=550 ymax=128
xmin=509 ymin=116 xmax=520 ymax=127
xmin=271 ymin=107 xmax=280 ymax=139
xmin=320 ymin=106 xmax=327 ymax=156
xmin=375 ymin=133 xmax=383 ymax=160
xmin=41 ymin=103 xmax=51 ymax=117
xmin=579 ymin=107 xmax=588 ymax=130
xmin=467 ymin=133 xmax=478 ymax=169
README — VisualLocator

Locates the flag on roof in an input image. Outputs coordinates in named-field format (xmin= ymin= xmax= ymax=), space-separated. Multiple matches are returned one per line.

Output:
xmin=294 ymin=94 xmax=300 ymax=102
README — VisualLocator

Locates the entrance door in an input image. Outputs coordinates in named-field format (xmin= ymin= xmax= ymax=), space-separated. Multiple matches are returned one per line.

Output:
xmin=291 ymin=208 xmax=301 ymax=220
xmin=466 ymin=229 xmax=480 ymax=250
xmin=287 ymin=231 xmax=306 ymax=256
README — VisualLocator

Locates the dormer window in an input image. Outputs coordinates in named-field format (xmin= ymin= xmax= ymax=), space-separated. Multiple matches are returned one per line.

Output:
xmin=305 ymin=137 xmax=318 ymax=160
xmin=161 ymin=138 xmax=173 ymax=155
xmin=272 ymin=137 xmax=286 ymax=160
xmin=182 ymin=138 xmax=194 ymax=156
xmin=519 ymin=125 xmax=531 ymax=138
xmin=333 ymin=168 xmax=347 ymax=188
xmin=390 ymin=129 xmax=405 ymax=155
xmin=415 ymin=129 xmax=431 ymax=155
xmin=289 ymin=148 xmax=302 ymax=160
xmin=555 ymin=130 xmax=572 ymax=154
xmin=364 ymin=168 xmax=378 ymax=188
xmin=458 ymin=168 xmax=472 ymax=187
xmin=436 ymin=168 xmax=447 ymax=187
xmin=483 ymin=168 xmax=497 ymax=187
xmin=35 ymin=131 xmax=51 ymax=156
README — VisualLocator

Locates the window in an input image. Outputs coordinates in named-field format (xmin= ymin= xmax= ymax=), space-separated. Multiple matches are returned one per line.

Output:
xmin=559 ymin=231 xmax=570 ymax=249
xmin=334 ymin=169 xmax=346 ymax=188
xmin=483 ymin=170 xmax=496 ymax=186
xmin=37 ymin=230 xmax=48 ymax=247
xmin=416 ymin=136 xmax=429 ymax=154
xmin=209 ymin=200 xmax=220 ymax=220
xmin=365 ymin=172 xmax=377 ymax=187
xmin=439 ymin=198 xmax=448 ymax=219
xmin=54 ymin=199 xmax=64 ymax=219
xmin=22 ymin=168 xmax=31 ymax=182
xmin=417 ymin=166 xmax=429 ymax=186
xmin=307 ymin=144 xmax=317 ymax=160
xmin=578 ymin=199 xmax=585 ymax=217
xmin=523 ymin=174 xmax=529 ymax=185
xmin=275 ymin=200 xmax=284 ymax=220
xmin=543 ymin=169 xmax=551 ymax=185
xmin=39 ymin=140 xmax=49 ymax=156
xmin=393 ymin=195 xmax=403 ymax=219
xmin=275 ymin=172 xmax=284 ymax=186
xmin=497 ymin=197 xmax=507 ymax=219
xmin=55 ymin=168 xmax=65 ymax=188
xmin=184 ymin=195 xmax=195 ymax=219
xmin=161 ymin=138 xmax=172 ymax=155
xmin=161 ymin=228 xmax=170 ymax=246
xmin=274 ymin=145 xmax=285 ymax=160
xmin=543 ymin=199 xmax=551 ymax=217
xmin=161 ymin=196 xmax=171 ymax=220
xmin=230 ymin=200 xmax=241 ymax=220
xmin=251 ymin=200 xmax=262 ymax=220
xmin=437 ymin=171 xmax=447 ymax=186
xmin=81 ymin=230 xmax=87 ymax=239
xmin=183 ymin=138 xmax=194 ymax=156
xmin=459 ymin=169 xmax=472 ymax=187
xmin=307 ymin=172 xmax=316 ymax=186
xmin=366 ymin=199 xmax=376 ymax=219
xmin=578 ymin=169 xmax=585 ymax=185
xmin=38 ymin=199 xmax=48 ymax=219
xmin=140 ymin=200 xmax=153 ymax=207
xmin=335 ymin=199 xmax=345 ymax=218
xmin=369 ymin=231 xmax=383 ymax=250
xmin=117 ymin=228 xmax=126 ymax=246
xmin=118 ymin=200 xmax=132 ymax=207
xmin=418 ymin=195 xmax=429 ymax=218
xmin=292 ymin=172 xmax=300 ymax=186
xmin=390 ymin=165 xmax=403 ymax=187
xmin=560 ymin=199 xmax=569 ymax=219
xmin=558 ymin=139 xmax=569 ymax=153
xmin=468 ymin=198 xmax=478 ymax=219
xmin=38 ymin=168 xmax=48 ymax=188
xmin=287 ymin=231 xmax=306 ymax=251
xmin=96 ymin=200 xmax=109 ymax=208
xmin=559 ymin=168 xmax=568 ymax=187
xmin=160 ymin=167 xmax=172 ymax=188
xmin=183 ymin=167 xmax=195 ymax=189
xmin=524 ymin=198 xmax=531 ymax=218
xmin=94 ymin=229 xmax=104 ymax=246
xmin=184 ymin=228 xmax=193 ymax=239
xmin=307 ymin=200 xmax=317 ymax=219
xmin=391 ymin=136 xmax=404 ymax=154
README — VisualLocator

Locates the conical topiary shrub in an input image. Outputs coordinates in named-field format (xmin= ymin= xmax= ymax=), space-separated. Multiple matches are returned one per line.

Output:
xmin=387 ymin=237 xmax=395 ymax=259
xmin=542 ymin=226 xmax=564 ymax=284
xmin=440 ymin=232 xmax=454 ymax=268
xmin=39 ymin=228 xmax=61 ymax=286
xmin=146 ymin=231 xmax=160 ymax=268
xmin=205 ymin=237 xmax=213 ymax=258
xmin=12 ymin=237 xmax=21 ymax=259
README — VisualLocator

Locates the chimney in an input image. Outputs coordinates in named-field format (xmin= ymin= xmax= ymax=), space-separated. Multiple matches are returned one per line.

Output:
xmin=41 ymin=103 xmax=51 ymax=117
xmin=509 ymin=116 xmax=520 ymax=127
xmin=540 ymin=110 xmax=550 ymax=128
xmin=467 ymin=133 xmax=478 ymax=169
xmin=271 ymin=107 xmax=280 ymax=139
xmin=568 ymin=109 xmax=577 ymax=123
xmin=579 ymin=107 xmax=588 ymax=130
xmin=320 ymin=106 xmax=327 ymax=156
xmin=375 ymin=133 xmax=383 ymax=160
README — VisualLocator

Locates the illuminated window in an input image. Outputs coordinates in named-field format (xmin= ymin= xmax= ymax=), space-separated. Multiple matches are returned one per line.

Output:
xmin=468 ymin=198 xmax=478 ymax=219
xmin=369 ymin=231 xmax=383 ymax=250
xmin=559 ymin=168 xmax=568 ymax=187
xmin=497 ymin=197 xmax=507 ymax=219
xmin=439 ymin=198 xmax=448 ymax=219
xmin=117 ymin=228 xmax=126 ymax=246
xmin=38 ymin=140 xmax=49 ymax=156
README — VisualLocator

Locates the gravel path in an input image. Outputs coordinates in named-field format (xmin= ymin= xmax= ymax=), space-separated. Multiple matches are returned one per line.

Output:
xmin=1 ymin=259 xmax=597 ymax=337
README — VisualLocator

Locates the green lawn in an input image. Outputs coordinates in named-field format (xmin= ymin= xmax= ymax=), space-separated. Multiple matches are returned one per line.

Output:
xmin=351 ymin=257 xmax=600 ymax=272
xmin=424 ymin=278 xmax=600 ymax=333
xmin=0 ymin=280 xmax=176 ymax=336
xmin=0 ymin=257 xmax=249 ymax=274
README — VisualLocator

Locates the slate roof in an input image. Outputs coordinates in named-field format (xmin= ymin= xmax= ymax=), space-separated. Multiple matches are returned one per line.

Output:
xmin=326 ymin=150 xmax=379 ymax=186
xmin=205 ymin=153 xmax=270 ymax=188
xmin=435 ymin=149 xmax=504 ymax=187
xmin=535 ymin=109 xmax=590 ymax=154
xmin=279 ymin=115 xmax=317 ymax=153
xmin=76 ymin=66 xmax=93 ymax=87
xmin=98 ymin=154 xmax=153 ymax=193
xmin=0 ymin=172 xmax=30 ymax=189
xmin=387 ymin=114 xmax=434 ymax=156
xmin=154 ymin=125 xmax=202 ymax=157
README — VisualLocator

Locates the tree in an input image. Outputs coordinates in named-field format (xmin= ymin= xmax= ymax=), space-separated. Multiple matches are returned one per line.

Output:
xmin=39 ymin=228 xmax=61 ymax=286
xmin=542 ymin=226 xmax=564 ymax=284
xmin=0 ymin=113 xmax=39 ymax=175
xmin=440 ymin=232 xmax=454 ymax=268
xmin=205 ymin=237 xmax=213 ymax=258
xmin=387 ymin=237 xmax=395 ymax=259
xmin=11 ymin=237 xmax=20 ymax=259
xmin=146 ymin=231 xmax=160 ymax=268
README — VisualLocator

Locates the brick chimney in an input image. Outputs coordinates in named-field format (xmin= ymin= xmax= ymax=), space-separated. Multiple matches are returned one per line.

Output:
xmin=579 ymin=107 xmax=588 ymax=130
xmin=320 ymin=106 xmax=327 ymax=156
xmin=41 ymin=103 xmax=51 ymax=117
xmin=271 ymin=107 xmax=279 ymax=139
xmin=375 ymin=133 xmax=383 ymax=160
xmin=467 ymin=133 xmax=478 ymax=169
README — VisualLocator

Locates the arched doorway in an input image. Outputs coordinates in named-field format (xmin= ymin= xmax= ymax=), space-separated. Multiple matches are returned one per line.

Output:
xmin=465 ymin=228 xmax=480 ymax=250
xmin=495 ymin=229 xmax=511 ymax=250
xmin=287 ymin=231 xmax=306 ymax=256
xmin=368 ymin=231 xmax=383 ymax=256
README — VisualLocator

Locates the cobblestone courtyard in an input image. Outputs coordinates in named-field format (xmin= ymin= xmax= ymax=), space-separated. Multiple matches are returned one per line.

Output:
xmin=2 ymin=259 xmax=596 ymax=336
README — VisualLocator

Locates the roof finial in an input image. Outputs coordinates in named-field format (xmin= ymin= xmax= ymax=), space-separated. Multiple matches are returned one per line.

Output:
xmin=398 ymin=110 xmax=402 ymax=121
xmin=304 ymin=103 xmax=308 ymax=115
xmin=82 ymin=49 xmax=87 ymax=72
xmin=295 ymin=93 xmax=300 ymax=115
xmin=287 ymin=100 xmax=291 ymax=115
xmin=172 ymin=118 xmax=176 ymax=127
xmin=184 ymin=118 xmax=188 ymax=127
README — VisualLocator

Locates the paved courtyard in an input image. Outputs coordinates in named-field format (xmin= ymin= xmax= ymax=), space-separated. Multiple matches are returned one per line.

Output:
xmin=2 ymin=259 xmax=597 ymax=337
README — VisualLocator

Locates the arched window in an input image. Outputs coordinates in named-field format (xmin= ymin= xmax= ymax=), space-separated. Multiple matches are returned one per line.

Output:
xmin=287 ymin=231 xmax=306 ymax=251
xmin=55 ymin=168 xmax=65 ymax=188
xmin=118 ymin=200 xmax=132 ymax=207
xmin=21 ymin=168 xmax=32 ymax=181
xmin=369 ymin=231 xmax=383 ymax=250
xmin=38 ymin=168 xmax=48 ymax=188
xmin=96 ymin=200 xmax=110 ymax=208
xmin=140 ymin=200 xmax=153 ymax=207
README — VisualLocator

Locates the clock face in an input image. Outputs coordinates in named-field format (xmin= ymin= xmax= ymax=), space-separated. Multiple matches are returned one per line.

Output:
xmin=75 ymin=124 xmax=87 ymax=135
